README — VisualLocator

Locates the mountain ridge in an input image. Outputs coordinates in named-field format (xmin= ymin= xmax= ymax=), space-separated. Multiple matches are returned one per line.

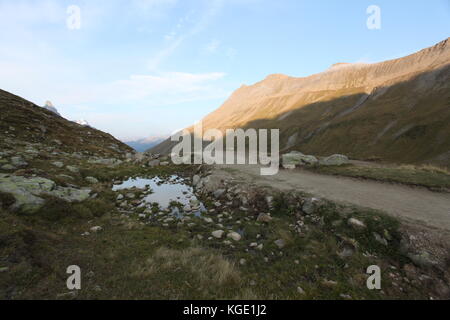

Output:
xmin=150 ymin=38 xmax=450 ymax=166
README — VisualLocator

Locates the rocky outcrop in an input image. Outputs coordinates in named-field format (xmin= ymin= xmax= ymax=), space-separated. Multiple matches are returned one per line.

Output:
xmin=0 ymin=174 xmax=91 ymax=213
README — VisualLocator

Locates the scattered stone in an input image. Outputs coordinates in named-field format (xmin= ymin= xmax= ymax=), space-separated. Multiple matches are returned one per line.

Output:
xmin=52 ymin=161 xmax=64 ymax=168
xmin=274 ymin=239 xmax=286 ymax=249
xmin=213 ymin=189 xmax=226 ymax=199
xmin=90 ymin=226 xmax=103 ymax=233
xmin=348 ymin=218 xmax=366 ymax=230
xmin=302 ymin=198 xmax=319 ymax=215
xmin=148 ymin=160 xmax=160 ymax=167
xmin=66 ymin=166 xmax=79 ymax=173
xmin=407 ymin=251 xmax=438 ymax=268
xmin=192 ymin=175 xmax=201 ymax=186
xmin=227 ymin=232 xmax=242 ymax=241
xmin=297 ymin=286 xmax=306 ymax=295
xmin=212 ymin=230 xmax=225 ymax=239
xmin=85 ymin=176 xmax=99 ymax=184
xmin=126 ymin=193 xmax=136 ymax=199
xmin=239 ymin=259 xmax=246 ymax=266
xmin=322 ymin=280 xmax=338 ymax=287
xmin=116 ymin=194 xmax=124 ymax=201
xmin=257 ymin=213 xmax=273 ymax=223
xmin=373 ymin=232 xmax=388 ymax=246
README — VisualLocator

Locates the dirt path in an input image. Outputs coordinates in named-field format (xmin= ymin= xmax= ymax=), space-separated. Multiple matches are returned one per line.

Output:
xmin=213 ymin=164 xmax=450 ymax=231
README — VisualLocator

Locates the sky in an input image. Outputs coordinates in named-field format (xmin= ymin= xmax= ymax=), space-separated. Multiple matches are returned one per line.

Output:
xmin=0 ymin=0 xmax=449 ymax=141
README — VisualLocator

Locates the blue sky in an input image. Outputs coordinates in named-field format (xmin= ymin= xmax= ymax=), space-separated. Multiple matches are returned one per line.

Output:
xmin=0 ymin=0 xmax=449 ymax=141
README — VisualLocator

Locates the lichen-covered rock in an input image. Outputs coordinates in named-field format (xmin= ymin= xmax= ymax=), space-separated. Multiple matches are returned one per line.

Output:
xmin=0 ymin=174 xmax=91 ymax=213
xmin=282 ymin=152 xmax=318 ymax=167
xmin=85 ymin=176 xmax=99 ymax=184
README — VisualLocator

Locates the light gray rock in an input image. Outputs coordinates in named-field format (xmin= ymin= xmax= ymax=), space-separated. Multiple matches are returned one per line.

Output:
xmin=148 ymin=160 xmax=160 ymax=167
xmin=212 ymin=230 xmax=225 ymax=239
xmin=0 ymin=174 xmax=91 ymax=213
xmin=274 ymin=239 xmax=286 ymax=249
xmin=373 ymin=232 xmax=388 ymax=246
xmin=319 ymin=154 xmax=349 ymax=166
xmin=282 ymin=152 xmax=318 ymax=167
xmin=90 ymin=226 xmax=103 ymax=233
xmin=85 ymin=176 xmax=99 ymax=184
xmin=227 ymin=232 xmax=242 ymax=241
xmin=192 ymin=175 xmax=201 ymax=186
xmin=66 ymin=166 xmax=79 ymax=173
xmin=257 ymin=213 xmax=273 ymax=223
xmin=52 ymin=161 xmax=64 ymax=168
xmin=407 ymin=251 xmax=438 ymax=268
xmin=302 ymin=198 xmax=319 ymax=215
xmin=213 ymin=189 xmax=226 ymax=199
xmin=348 ymin=218 xmax=366 ymax=230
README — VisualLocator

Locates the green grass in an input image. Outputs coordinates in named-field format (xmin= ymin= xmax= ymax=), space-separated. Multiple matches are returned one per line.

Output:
xmin=308 ymin=164 xmax=450 ymax=191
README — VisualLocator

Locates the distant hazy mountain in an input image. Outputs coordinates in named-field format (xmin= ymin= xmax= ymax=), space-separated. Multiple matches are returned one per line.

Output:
xmin=42 ymin=101 xmax=61 ymax=116
xmin=151 ymin=38 xmax=450 ymax=167
xmin=124 ymin=136 xmax=167 ymax=152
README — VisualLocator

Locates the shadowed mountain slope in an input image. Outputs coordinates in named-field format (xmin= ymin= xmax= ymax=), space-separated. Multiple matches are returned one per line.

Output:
xmin=151 ymin=38 xmax=450 ymax=166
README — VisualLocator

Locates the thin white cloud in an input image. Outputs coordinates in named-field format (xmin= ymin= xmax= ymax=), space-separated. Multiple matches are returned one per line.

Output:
xmin=146 ymin=0 xmax=225 ymax=70
xmin=203 ymin=39 xmax=221 ymax=54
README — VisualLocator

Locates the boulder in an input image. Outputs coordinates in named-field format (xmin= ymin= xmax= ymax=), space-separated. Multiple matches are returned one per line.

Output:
xmin=0 ymin=174 xmax=91 ymax=213
xmin=319 ymin=154 xmax=349 ymax=166
xmin=148 ymin=160 xmax=160 ymax=167
xmin=282 ymin=152 xmax=318 ymax=167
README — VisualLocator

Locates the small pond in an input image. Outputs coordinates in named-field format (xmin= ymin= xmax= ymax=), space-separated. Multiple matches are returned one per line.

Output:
xmin=112 ymin=175 xmax=206 ymax=218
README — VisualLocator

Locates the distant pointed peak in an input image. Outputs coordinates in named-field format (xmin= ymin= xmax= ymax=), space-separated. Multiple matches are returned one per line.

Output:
xmin=44 ymin=100 xmax=54 ymax=107
xmin=42 ymin=100 xmax=60 ymax=116
xmin=75 ymin=119 xmax=90 ymax=127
